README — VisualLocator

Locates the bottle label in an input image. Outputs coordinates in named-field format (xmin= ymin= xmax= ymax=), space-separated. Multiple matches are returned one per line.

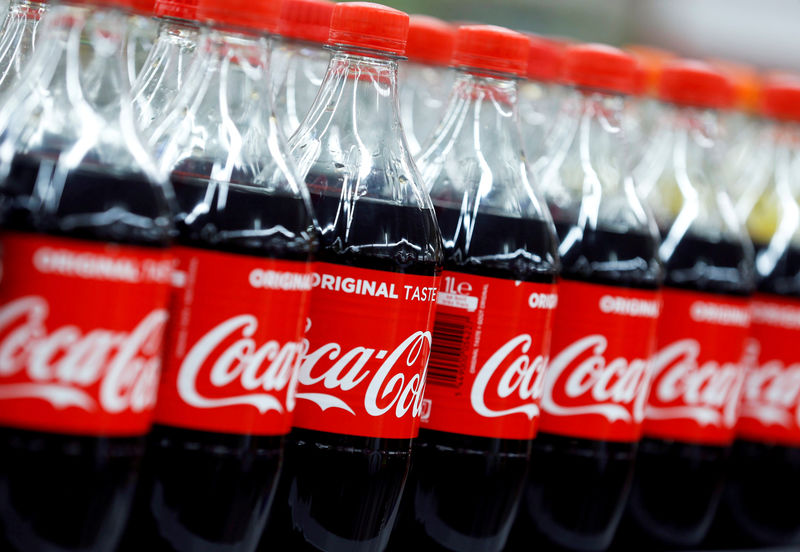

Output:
xmin=419 ymin=272 xmax=558 ymax=439
xmin=736 ymin=294 xmax=800 ymax=446
xmin=538 ymin=280 xmax=661 ymax=442
xmin=291 ymin=262 xmax=439 ymax=439
xmin=154 ymin=247 xmax=312 ymax=436
xmin=0 ymin=232 xmax=172 ymax=436
xmin=644 ymin=288 xmax=750 ymax=445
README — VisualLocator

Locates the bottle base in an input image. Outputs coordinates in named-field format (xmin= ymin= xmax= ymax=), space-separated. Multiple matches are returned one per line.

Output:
xmin=506 ymin=432 xmax=636 ymax=552
xmin=0 ymin=427 xmax=143 ymax=552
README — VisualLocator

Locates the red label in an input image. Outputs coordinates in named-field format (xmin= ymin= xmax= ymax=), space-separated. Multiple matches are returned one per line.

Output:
xmin=154 ymin=247 xmax=312 ymax=436
xmin=737 ymin=294 xmax=800 ymax=446
xmin=644 ymin=288 xmax=750 ymax=445
xmin=419 ymin=272 xmax=557 ymax=439
xmin=538 ymin=280 xmax=661 ymax=442
xmin=0 ymin=232 xmax=172 ymax=436
xmin=291 ymin=262 xmax=439 ymax=439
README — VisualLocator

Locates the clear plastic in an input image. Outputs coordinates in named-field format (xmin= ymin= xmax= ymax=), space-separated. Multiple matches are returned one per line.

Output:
xmin=271 ymin=37 xmax=330 ymax=140
xmin=629 ymin=95 xmax=667 ymax=181
xmin=399 ymin=59 xmax=453 ymax=156
xmin=539 ymin=88 xmax=661 ymax=286
xmin=290 ymin=49 xmax=441 ymax=259
xmin=637 ymin=102 xmax=754 ymax=288
xmin=132 ymin=15 xmax=200 ymax=135
xmin=723 ymin=110 xmax=771 ymax=223
xmin=742 ymin=121 xmax=800 ymax=278
xmin=518 ymin=78 xmax=565 ymax=177
xmin=125 ymin=10 xmax=157 ymax=86
xmin=0 ymin=0 xmax=47 ymax=97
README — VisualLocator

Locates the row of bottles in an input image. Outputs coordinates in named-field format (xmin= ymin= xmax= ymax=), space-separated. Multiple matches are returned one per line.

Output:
xmin=0 ymin=0 xmax=799 ymax=551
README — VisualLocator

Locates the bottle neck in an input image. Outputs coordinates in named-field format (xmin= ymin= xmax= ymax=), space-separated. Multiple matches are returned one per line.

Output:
xmin=272 ymin=38 xmax=329 ymax=140
xmin=0 ymin=0 xmax=48 ymax=94
xmin=419 ymin=70 xmax=522 ymax=166
xmin=132 ymin=16 xmax=200 ymax=129
xmin=540 ymin=88 xmax=633 ymax=227
xmin=155 ymin=26 xmax=278 ymax=182
xmin=290 ymin=49 xmax=405 ymax=179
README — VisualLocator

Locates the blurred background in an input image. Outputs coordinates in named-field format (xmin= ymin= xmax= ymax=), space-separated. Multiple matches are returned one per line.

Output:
xmin=379 ymin=0 xmax=799 ymax=73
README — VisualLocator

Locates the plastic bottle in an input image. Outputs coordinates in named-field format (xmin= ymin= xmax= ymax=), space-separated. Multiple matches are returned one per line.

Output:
xmin=272 ymin=0 xmax=334 ymax=140
xmin=131 ymin=0 xmax=201 ymax=134
xmin=262 ymin=3 xmax=443 ymax=551
xmin=709 ymin=75 xmax=800 ymax=548
xmin=121 ymin=0 xmax=316 ymax=547
xmin=519 ymin=33 xmax=565 ymax=177
xmin=398 ymin=14 xmax=455 ymax=157
xmin=0 ymin=0 xmax=47 ymax=95
xmin=507 ymin=44 xmax=662 ymax=552
xmin=617 ymin=59 xmax=754 ymax=550
xmin=0 ymin=0 xmax=173 ymax=548
xmin=389 ymin=24 xmax=559 ymax=552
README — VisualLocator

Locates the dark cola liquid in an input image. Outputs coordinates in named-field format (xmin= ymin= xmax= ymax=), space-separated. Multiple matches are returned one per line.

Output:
xmin=707 ymin=244 xmax=800 ymax=548
xmin=388 ymin=206 xmax=558 ymax=552
xmin=121 ymin=163 xmax=314 ymax=551
xmin=0 ymin=153 xmax=171 ymax=551
xmin=263 ymin=182 xmax=441 ymax=552
xmin=616 ymin=232 xmax=752 ymax=550
xmin=508 ymin=221 xmax=661 ymax=552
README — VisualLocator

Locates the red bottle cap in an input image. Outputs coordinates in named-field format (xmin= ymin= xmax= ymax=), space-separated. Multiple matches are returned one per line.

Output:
xmin=626 ymin=44 xmax=675 ymax=96
xmin=328 ymin=2 xmax=409 ymax=57
xmin=659 ymin=59 xmax=734 ymax=109
xmin=197 ymin=0 xmax=281 ymax=33
xmin=526 ymin=34 xmax=564 ymax=83
xmin=130 ymin=0 xmax=155 ymax=15
xmin=278 ymin=0 xmax=334 ymax=45
xmin=154 ymin=0 xmax=198 ymax=21
xmin=451 ymin=25 xmax=529 ymax=78
xmin=406 ymin=15 xmax=454 ymax=67
xmin=562 ymin=43 xmax=636 ymax=95
xmin=631 ymin=58 xmax=648 ymax=97
xmin=708 ymin=58 xmax=762 ymax=113
xmin=761 ymin=75 xmax=800 ymax=122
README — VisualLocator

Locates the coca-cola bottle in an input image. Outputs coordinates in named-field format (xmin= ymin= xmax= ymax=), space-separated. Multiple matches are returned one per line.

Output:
xmin=388 ymin=24 xmax=559 ymax=552
xmin=519 ymin=33 xmax=565 ymax=177
xmin=0 ymin=0 xmax=174 ymax=549
xmin=131 ymin=0 xmax=201 ymax=133
xmin=272 ymin=0 xmax=334 ymax=140
xmin=261 ymin=3 xmax=443 ymax=551
xmin=398 ymin=14 xmax=454 ymax=157
xmin=0 ymin=0 xmax=47 ymax=94
xmin=507 ymin=44 xmax=662 ymax=552
xmin=120 ymin=0 xmax=316 ymax=548
xmin=708 ymin=76 xmax=800 ymax=548
xmin=615 ymin=60 xmax=754 ymax=550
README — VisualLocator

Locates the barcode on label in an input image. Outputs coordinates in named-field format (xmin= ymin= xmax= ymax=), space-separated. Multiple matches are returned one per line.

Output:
xmin=427 ymin=311 xmax=473 ymax=388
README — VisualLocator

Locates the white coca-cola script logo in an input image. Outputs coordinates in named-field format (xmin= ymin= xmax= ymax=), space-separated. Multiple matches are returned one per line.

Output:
xmin=177 ymin=315 xmax=306 ymax=414
xmin=470 ymin=334 xmax=547 ymax=420
xmin=647 ymin=338 xmax=744 ymax=427
xmin=296 ymin=327 xmax=431 ymax=419
xmin=0 ymin=297 xmax=166 ymax=413
xmin=541 ymin=335 xmax=650 ymax=422
xmin=739 ymin=340 xmax=800 ymax=428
